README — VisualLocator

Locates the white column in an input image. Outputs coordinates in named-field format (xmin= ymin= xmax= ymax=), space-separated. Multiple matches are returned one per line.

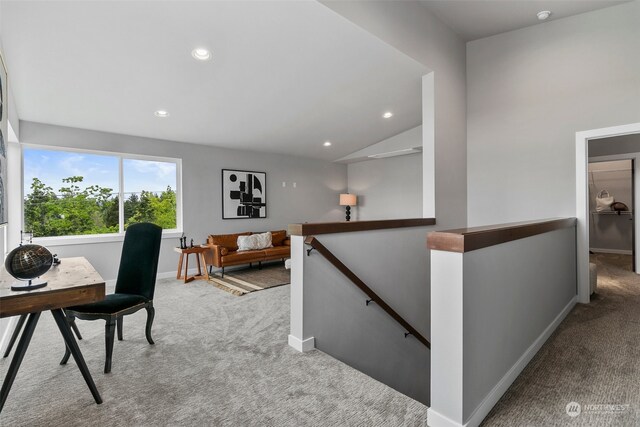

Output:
xmin=422 ymin=72 xmax=435 ymax=219
xmin=288 ymin=235 xmax=315 ymax=352
xmin=428 ymin=250 xmax=464 ymax=427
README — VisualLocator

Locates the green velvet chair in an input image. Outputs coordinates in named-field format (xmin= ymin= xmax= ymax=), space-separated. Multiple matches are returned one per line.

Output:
xmin=61 ymin=222 xmax=162 ymax=373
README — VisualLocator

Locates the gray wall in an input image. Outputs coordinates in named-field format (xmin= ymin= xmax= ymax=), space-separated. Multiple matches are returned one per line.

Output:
xmin=462 ymin=227 xmax=576 ymax=421
xmin=302 ymin=226 xmax=434 ymax=405
xmin=466 ymin=1 xmax=640 ymax=226
xmin=18 ymin=121 xmax=347 ymax=280
xmin=347 ymin=154 xmax=422 ymax=220
xmin=321 ymin=0 xmax=467 ymax=229
xmin=588 ymin=160 xmax=633 ymax=252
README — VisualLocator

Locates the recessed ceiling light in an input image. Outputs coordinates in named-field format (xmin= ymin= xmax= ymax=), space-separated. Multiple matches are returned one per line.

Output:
xmin=537 ymin=10 xmax=552 ymax=21
xmin=154 ymin=110 xmax=170 ymax=118
xmin=383 ymin=112 xmax=393 ymax=119
xmin=323 ymin=141 xmax=332 ymax=147
xmin=191 ymin=48 xmax=211 ymax=61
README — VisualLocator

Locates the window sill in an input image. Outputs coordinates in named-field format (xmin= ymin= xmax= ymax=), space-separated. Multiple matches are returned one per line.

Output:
xmin=33 ymin=230 xmax=184 ymax=247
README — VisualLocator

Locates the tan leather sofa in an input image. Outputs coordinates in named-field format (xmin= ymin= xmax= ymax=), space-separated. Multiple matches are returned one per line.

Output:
xmin=205 ymin=230 xmax=290 ymax=276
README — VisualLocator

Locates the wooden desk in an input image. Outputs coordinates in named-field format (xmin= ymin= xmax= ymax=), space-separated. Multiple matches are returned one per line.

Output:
xmin=174 ymin=246 xmax=210 ymax=283
xmin=0 ymin=257 xmax=105 ymax=412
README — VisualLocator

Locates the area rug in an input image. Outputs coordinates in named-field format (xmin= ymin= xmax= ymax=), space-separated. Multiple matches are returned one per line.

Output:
xmin=208 ymin=263 xmax=290 ymax=296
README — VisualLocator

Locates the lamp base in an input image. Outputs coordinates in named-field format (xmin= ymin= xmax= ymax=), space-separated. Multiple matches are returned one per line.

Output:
xmin=345 ymin=206 xmax=351 ymax=222
xmin=11 ymin=280 xmax=48 ymax=292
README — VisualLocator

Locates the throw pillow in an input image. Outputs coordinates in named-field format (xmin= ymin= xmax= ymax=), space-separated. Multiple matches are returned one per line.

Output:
xmin=237 ymin=232 xmax=273 ymax=251
xmin=271 ymin=230 xmax=287 ymax=246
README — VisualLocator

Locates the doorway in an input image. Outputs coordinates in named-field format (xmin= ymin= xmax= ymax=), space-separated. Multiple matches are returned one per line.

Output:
xmin=588 ymin=158 xmax=635 ymax=274
xmin=575 ymin=123 xmax=640 ymax=304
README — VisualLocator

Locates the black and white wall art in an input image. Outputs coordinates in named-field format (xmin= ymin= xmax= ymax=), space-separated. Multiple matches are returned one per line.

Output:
xmin=0 ymin=52 xmax=8 ymax=225
xmin=222 ymin=169 xmax=267 ymax=219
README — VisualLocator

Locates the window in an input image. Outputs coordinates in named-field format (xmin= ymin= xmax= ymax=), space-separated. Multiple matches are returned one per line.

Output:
xmin=23 ymin=146 xmax=181 ymax=239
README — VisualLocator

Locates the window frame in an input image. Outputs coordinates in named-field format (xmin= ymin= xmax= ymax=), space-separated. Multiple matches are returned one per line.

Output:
xmin=21 ymin=143 xmax=183 ymax=246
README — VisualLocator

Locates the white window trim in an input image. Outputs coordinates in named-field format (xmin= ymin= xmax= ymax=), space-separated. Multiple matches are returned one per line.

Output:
xmin=22 ymin=143 xmax=183 ymax=246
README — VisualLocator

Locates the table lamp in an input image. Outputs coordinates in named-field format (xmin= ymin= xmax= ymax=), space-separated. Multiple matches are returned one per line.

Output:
xmin=339 ymin=193 xmax=357 ymax=221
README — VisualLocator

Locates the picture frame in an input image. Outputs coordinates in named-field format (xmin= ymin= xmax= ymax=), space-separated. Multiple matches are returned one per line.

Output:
xmin=0 ymin=51 xmax=9 ymax=225
xmin=221 ymin=169 xmax=267 ymax=219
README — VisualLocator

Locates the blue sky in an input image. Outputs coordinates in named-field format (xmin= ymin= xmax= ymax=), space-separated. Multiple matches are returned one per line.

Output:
xmin=24 ymin=148 xmax=176 ymax=196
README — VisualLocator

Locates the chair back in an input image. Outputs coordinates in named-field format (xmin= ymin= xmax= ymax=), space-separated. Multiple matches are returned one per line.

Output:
xmin=115 ymin=223 xmax=162 ymax=300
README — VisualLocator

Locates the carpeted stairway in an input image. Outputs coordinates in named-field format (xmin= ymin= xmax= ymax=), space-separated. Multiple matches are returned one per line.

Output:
xmin=482 ymin=254 xmax=640 ymax=426
xmin=0 ymin=279 xmax=428 ymax=426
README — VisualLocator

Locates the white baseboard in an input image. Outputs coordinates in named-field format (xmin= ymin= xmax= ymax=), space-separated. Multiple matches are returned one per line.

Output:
xmin=427 ymin=408 xmax=459 ymax=427
xmin=461 ymin=296 xmax=577 ymax=427
xmin=157 ymin=268 xmax=205 ymax=280
xmin=288 ymin=335 xmax=315 ymax=353
xmin=157 ymin=271 xmax=180 ymax=280
xmin=590 ymin=248 xmax=633 ymax=255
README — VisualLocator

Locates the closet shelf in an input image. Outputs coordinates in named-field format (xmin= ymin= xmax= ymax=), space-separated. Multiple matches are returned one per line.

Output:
xmin=591 ymin=211 xmax=633 ymax=215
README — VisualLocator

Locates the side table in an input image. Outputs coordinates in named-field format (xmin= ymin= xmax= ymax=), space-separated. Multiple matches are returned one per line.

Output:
xmin=174 ymin=246 xmax=210 ymax=283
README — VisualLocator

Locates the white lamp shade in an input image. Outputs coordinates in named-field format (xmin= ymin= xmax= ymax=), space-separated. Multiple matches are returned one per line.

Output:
xmin=339 ymin=193 xmax=357 ymax=206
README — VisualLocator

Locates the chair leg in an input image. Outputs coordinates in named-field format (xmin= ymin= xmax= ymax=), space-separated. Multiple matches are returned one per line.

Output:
xmin=221 ymin=267 xmax=224 ymax=278
xmin=60 ymin=345 xmax=71 ymax=365
xmin=104 ymin=319 xmax=116 ymax=374
xmin=145 ymin=304 xmax=155 ymax=345
xmin=2 ymin=314 xmax=27 ymax=358
xmin=117 ymin=317 xmax=123 ymax=341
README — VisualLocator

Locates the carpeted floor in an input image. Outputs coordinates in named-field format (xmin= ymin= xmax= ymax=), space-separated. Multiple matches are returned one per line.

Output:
xmin=0 ymin=278 xmax=428 ymax=426
xmin=482 ymin=254 xmax=640 ymax=426
xmin=3 ymin=255 xmax=638 ymax=426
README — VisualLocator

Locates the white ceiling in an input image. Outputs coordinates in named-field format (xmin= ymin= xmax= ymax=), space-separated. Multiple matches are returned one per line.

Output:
xmin=418 ymin=0 xmax=631 ymax=41
xmin=0 ymin=1 xmax=428 ymax=161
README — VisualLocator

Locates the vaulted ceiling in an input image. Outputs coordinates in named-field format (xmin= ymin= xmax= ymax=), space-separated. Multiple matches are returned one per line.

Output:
xmin=1 ymin=0 xmax=630 ymax=160
xmin=0 ymin=1 xmax=427 ymax=160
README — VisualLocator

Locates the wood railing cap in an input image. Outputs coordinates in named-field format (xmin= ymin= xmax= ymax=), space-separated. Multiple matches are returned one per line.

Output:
xmin=288 ymin=218 xmax=436 ymax=236
xmin=427 ymin=217 xmax=576 ymax=253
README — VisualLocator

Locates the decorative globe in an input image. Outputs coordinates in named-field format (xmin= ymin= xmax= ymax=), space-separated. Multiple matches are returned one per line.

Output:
xmin=5 ymin=244 xmax=54 ymax=281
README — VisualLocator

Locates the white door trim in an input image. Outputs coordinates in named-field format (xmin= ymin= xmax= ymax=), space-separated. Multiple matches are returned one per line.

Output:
xmin=575 ymin=123 xmax=640 ymax=303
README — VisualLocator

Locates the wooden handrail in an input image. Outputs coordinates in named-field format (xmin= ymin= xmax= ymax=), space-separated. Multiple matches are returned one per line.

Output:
xmin=289 ymin=218 xmax=436 ymax=236
xmin=305 ymin=236 xmax=430 ymax=349
xmin=427 ymin=218 xmax=577 ymax=253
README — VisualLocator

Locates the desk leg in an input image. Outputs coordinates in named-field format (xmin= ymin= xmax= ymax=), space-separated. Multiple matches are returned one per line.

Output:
xmin=51 ymin=309 xmax=102 ymax=405
xmin=0 ymin=312 xmax=41 ymax=413
xmin=2 ymin=314 xmax=27 ymax=358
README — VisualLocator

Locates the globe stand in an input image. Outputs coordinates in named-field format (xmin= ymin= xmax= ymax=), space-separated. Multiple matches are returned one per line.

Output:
xmin=11 ymin=279 xmax=48 ymax=292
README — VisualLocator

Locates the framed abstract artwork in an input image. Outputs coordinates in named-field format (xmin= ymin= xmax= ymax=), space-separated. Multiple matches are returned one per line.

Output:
xmin=0 ymin=51 xmax=8 ymax=225
xmin=221 ymin=169 xmax=267 ymax=219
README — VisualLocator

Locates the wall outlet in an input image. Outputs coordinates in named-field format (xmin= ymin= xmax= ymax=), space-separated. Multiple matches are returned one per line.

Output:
xmin=282 ymin=182 xmax=286 ymax=187
xmin=293 ymin=182 xmax=297 ymax=188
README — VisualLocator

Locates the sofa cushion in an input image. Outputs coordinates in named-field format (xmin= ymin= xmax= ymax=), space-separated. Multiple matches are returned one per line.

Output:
xmin=263 ymin=246 xmax=290 ymax=258
xmin=238 ymin=232 xmax=272 ymax=251
xmin=222 ymin=250 xmax=266 ymax=264
xmin=209 ymin=232 xmax=251 ymax=251
xmin=271 ymin=230 xmax=287 ymax=246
